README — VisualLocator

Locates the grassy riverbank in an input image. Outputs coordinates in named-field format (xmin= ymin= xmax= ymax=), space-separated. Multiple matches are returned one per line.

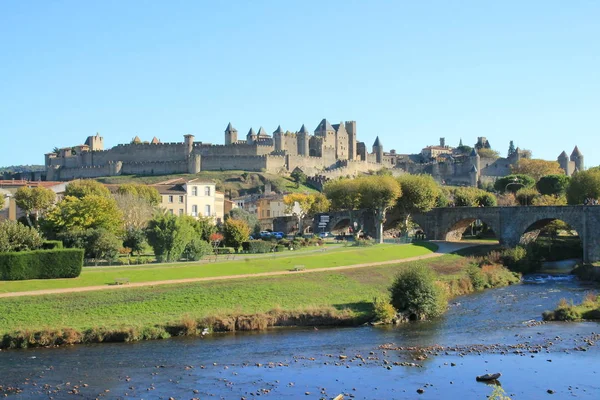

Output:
xmin=0 ymin=247 xmax=520 ymax=349
xmin=0 ymin=243 xmax=437 ymax=293
xmin=543 ymin=293 xmax=600 ymax=321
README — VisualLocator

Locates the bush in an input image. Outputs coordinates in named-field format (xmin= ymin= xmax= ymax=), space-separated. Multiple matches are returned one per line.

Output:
xmin=42 ymin=240 xmax=63 ymax=250
xmin=373 ymin=297 xmax=397 ymax=323
xmin=123 ymin=228 xmax=146 ymax=255
xmin=0 ymin=249 xmax=83 ymax=280
xmin=500 ymin=245 xmax=540 ymax=273
xmin=242 ymin=240 xmax=275 ymax=254
xmin=0 ymin=220 xmax=44 ymax=252
xmin=467 ymin=265 xmax=488 ymax=291
xmin=215 ymin=247 xmax=235 ymax=255
xmin=389 ymin=264 xmax=447 ymax=320
xmin=275 ymin=244 xmax=286 ymax=252
xmin=182 ymin=238 xmax=213 ymax=261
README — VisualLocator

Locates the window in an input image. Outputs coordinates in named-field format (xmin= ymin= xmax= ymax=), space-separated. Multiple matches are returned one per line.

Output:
xmin=178 ymin=195 xmax=184 ymax=203
xmin=191 ymin=205 xmax=198 ymax=217
xmin=192 ymin=186 xmax=198 ymax=196
xmin=169 ymin=209 xmax=174 ymax=215
xmin=179 ymin=209 xmax=184 ymax=216
xmin=204 ymin=186 xmax=211 ymax=196
xmin=204 ymin=204 xmax=211 ymax=217
xmin=168 ymin=195 xmax=173 ymax=203
xmin=267 ymin=210 xmax=270 ymax=217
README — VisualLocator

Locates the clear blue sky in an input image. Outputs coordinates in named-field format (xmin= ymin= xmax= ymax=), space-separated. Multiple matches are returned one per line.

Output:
xmin=1 ymin=0 xmax=598 ymax=168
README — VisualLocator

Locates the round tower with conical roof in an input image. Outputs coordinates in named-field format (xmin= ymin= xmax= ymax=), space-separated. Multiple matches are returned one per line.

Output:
xmin=372 ymin=136 xmax=383 ymax=164
xmin=558 ymin=150 xmax=571 ymax=175
xmin=273 ymin=125 xmax=285 ymax=152
xmin=246 ymin=128 xmax=257 ymax=144
xmin=571 ymin=146 xmax=584 ymax=172
xmin=224 ymin=123 xmax=238 ymax=145
xmin=297 ymin=124 xmax=310 ymax=156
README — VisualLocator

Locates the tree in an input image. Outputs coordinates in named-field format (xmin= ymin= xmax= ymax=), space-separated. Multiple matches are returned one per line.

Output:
xmin=283 ymin=193 xmax=330 ymax=235
xmin=64 ymin=180 xmax=111 ymax=199
xmin=537 ymin=174 xmax=571 ymax=196
xmin=494 ymin=174 xmax=536 ymax=194
xmin=477 ymin=148 xmax=500 ymax=159
xmin=13 ymin=186 xmax=56 ymax=227
xmin=290 ymin=168 xmax=307 ymax=189
xmin=515 ymin=187 xmax=539 ymax=206
xmin=222 ymin=218 xmax=251 ymax=251
xmin=324 ymin=178 xmax=363 ymax=237
xmin=113 ymin=193 xmax=156 ymax=230
xmin=396 ymin=174 xmax=441 ymax=234
xmin=356 ymin=175 xmax=402 ymax=243
xmin=0 ymin=220 xmax=44 ymax=252
xmin=507 ymin=140 xmax=516 ymax=158
xmin=182 ymin=237 xmax=213 ymax=261
xmin=123 ymin=227 xmax=147 ymax=255
xmin=226 ymin=208 xmax=261 ymax=236
xmin=117 ymin=184 xmax=161 ymax=206
xmin=477 ymin=191 xmax=498 ymax=207
xmin=389 ymin=264 xmax=447 ymax=320
xmin=531 ymin=194 xmax=567 ymax=206
xmin=566 ymin=168 xmax=600 ymax=205
xmin=452 ymin=187 xmax=479 ymax=207
xmin=145 ymin=213 xmax=195 ymax=262
xmin=44 ymin=195 xmax=124 ymax=236
xmin=511 ymin=159 xmax=565 ymax=181
xmin=85 ymin=228 xmax=121 ymax=265
xmin=187 ymin=215 xmax=217 ymax=242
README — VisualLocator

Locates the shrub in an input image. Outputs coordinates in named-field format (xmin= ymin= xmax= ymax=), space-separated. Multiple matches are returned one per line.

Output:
xmin=373 ymin=297 xmax=397 ymax=323
xmin=215 ymin=247 xmax=235 ymax=255
xmin=0 ymin=220 xmax=44 ymax=252
xmin=123 ymin=228 xmax=146 ymax=255
xmin=243 ymin=240 xmax=274 ymax=254
xmin=500 ymin=246 xmax=530 ymax=272
xmin=0 ymin=249 xmax=83 ymax=280
xmin=275 ymin=244 xmax=286 ymax=252
xmin=42 ymin=240 xmax=63 ymax=250
xmin=223 ymin=218 xmax=251 ymax=251
xmin=467 ymin=265 xmax=488 ymax=290
xmin=389 ymin=264 xmax=447 ymax=320
xmin=182 ymin=238 xmax=213 ymax=261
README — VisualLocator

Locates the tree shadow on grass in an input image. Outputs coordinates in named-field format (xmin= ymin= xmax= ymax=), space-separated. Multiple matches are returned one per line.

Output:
xmin=333 ymin=301 xmax=373 ymax=314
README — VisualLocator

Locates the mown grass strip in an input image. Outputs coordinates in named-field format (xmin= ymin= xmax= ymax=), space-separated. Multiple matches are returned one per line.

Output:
xmin=0 ymin=243 xmax=437 ymax=293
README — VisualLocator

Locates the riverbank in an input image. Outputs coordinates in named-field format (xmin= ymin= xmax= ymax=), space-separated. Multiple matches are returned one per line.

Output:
xmin=0 ymin=247 xmax=519 ymax=349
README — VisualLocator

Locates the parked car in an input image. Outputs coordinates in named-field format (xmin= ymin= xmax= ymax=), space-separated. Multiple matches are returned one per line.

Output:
xmin=272 ymin=232 xmax=284 ymax=240
xmin=319 ymin=232 xmax=331 ymax=238
xmin=259 ymin=231 xmax=272 ymax=239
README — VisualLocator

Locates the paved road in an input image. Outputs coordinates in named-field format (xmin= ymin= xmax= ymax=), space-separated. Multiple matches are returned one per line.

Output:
xmin=0 ymin=241 xmax=479 ymax=299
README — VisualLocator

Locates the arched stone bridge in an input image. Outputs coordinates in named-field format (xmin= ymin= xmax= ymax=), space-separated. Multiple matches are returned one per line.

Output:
xmin=311 ymin=206 xmax=600 ymax=263
xmin=411 ymin=206 xmax=600 ymax=263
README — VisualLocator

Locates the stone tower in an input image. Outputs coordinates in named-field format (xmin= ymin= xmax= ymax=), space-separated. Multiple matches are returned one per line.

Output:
xmin=372 ymin=136 xmax=383 ymax=164
xmin=273 ymin=125 xmax=285 ymax=152
xmin=224 ymin=123 xmax=238 ymax=145
xmin=85 ymin=133 xmax=104 ymax=151
xmin=558 ymin=151 xmax=571 ymax=175
xmin=184 ymin=134 xmax=194 ymax=156
xmin=297 ymin=124 xmax=310 ymax=156
xmin=334 ymin=122 xmax=348 ymax=160
xmin=247 ymin=128 xmax=257 ymax=144
xmin=571 ymin=146 xmax=584 ymax=172
xmin=345 ymin=121 xmax=357 ymax=160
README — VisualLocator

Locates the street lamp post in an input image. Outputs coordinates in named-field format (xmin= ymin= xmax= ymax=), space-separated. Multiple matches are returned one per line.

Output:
xmin=505 ymin=178 xmax=526 ymax=205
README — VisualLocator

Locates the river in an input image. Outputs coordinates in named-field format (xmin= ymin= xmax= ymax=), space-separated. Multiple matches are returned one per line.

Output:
xmin=1 ymin=275 xmax=599 ymax=399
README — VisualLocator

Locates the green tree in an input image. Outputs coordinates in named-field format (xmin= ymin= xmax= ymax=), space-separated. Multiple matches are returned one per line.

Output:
xmin=537 ymin=174 xmax=570 ymax=196
xmin=187 ymin=215 xmax=217 ymax=242
xmin=145 ymin=213 xmax=195 ymax=262
xmin=477 ymin=148 xmax=500 ymax=159
xmin=290 ymin=168 xmax=307 ymax=189
xmin=44 ymin=195 xmax=123 ymax=235
xmin=85 ymin=228 xmax=121 ymax=265
xmin=182 ymin=237 xmax=213 ymax=261
xmin=123 ymin=227 xmax=147 ymax=255
xmin=117 ymin=184 xmax=161 ymax=206
xmin=566 ymin=168 xmax=600 ymax=205
xmin=0 ymin=220 xmax=44 ymax=252
xmin=531 ymin=194 xmax=567 ymax=206
xmin=494 ymin=174 xmax=536 ymax=194
xmin=356 ymin=175 xmax=402 ymax=243
xmin=283 ymin=193 xmax=330 ymax=235
xmin=396 ymin=174 xmax=440 ymax=234
xmin=64 ymin=180 xmax=111 ymax=199
xmin=13 ymin=186 xmax=56 ymax=227
xmin=222 ymin=218 xmax=251 ymax=251
xmin=515 ymin=187 xmax=539 ymax=206
xmin=477 ymin=191 xmax=498 ymax=207
xmin=389 ymin=264 xmax=447 ymax=320
xmin=507 ymin=140 xmax=516 ymax=157
xmin=324 ymin=178 xmax=363 ymax=237
xmin=452 ymin=187 xmax=480 ymax=207
xmin=113 ymin=193 xmax=156 ymax=230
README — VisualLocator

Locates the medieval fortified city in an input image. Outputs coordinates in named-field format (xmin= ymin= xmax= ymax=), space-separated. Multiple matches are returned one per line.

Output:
xmin=2 ymin=2 xmax=600 ymax=400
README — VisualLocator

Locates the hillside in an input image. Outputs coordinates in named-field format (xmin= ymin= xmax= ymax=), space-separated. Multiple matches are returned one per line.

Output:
xmin=95 ymin=171 xmax=318 ymax=197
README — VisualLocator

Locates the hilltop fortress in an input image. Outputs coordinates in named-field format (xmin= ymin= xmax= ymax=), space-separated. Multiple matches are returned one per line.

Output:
xmin=45 ymin=119 xmax=392 ymax=181
xmin=45 ymin=120 xmax=583 ymax=186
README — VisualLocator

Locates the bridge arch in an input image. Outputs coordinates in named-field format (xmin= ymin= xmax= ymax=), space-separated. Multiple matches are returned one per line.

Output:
xmin=443 ymin=215 xmax=500 ymax=242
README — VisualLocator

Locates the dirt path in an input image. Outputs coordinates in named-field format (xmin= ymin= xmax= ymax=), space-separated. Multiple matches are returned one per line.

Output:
xmin=0 ymin=242 xmax=476 ymax=299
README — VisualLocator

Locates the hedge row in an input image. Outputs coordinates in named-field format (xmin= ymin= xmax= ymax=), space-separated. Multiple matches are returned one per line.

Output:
xmin=242 ymin=240 xmax=276 ymax=254
xmin=0 ymin=249 xmax=84 ymax=281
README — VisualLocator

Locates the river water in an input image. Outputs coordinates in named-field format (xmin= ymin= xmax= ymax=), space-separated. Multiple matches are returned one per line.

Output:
xmin=1 ymin=275 xmax=599 ymax=399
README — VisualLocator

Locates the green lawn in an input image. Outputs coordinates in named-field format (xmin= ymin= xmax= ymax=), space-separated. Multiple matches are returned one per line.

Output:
xmin=0 ymin=243 xmax=437 ymax=293
xmin=0 ymin=253 xmax=464 ymax=333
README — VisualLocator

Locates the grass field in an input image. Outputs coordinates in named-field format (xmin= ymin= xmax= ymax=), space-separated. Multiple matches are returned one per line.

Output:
xmin=0 ymin=253 xmax=473 ymax=334
xmin=0 ymin=243 xmax=437 ymax=293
